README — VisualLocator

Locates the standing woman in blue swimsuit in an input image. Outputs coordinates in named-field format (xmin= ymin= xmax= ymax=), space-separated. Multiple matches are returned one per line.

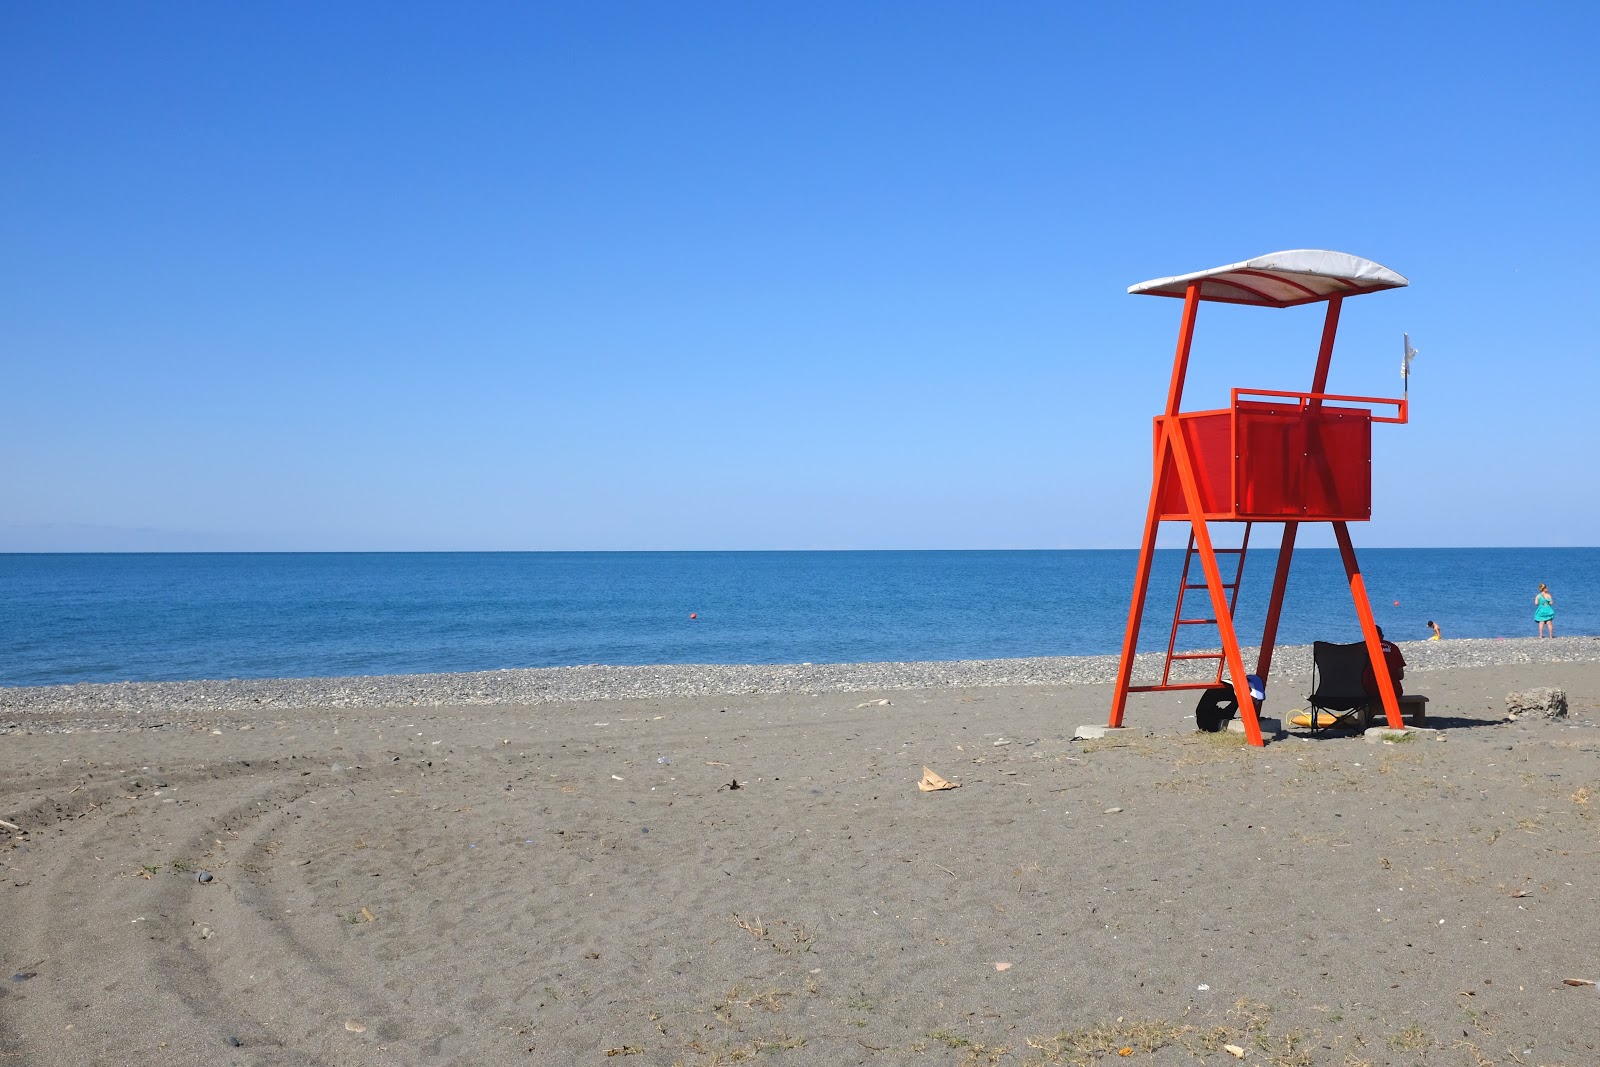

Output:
xmin=1534 ymin=583 xmax=1555 ymax=638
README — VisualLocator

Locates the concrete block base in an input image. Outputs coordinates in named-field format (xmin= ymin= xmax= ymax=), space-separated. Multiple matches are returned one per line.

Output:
xmin=1227 ymin=716 xmax=1282 ymax=737
xmin=1074 ymin=725 xmax=1150 ymax=741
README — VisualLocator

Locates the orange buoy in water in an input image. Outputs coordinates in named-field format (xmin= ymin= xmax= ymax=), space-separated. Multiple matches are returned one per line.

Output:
xmin=1393 ymin=600 xmax=1400 ymax=606
xmin=689 ymin=613 xmax=698 ymax=619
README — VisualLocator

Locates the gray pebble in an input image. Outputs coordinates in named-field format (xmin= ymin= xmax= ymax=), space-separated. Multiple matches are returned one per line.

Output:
xmin=196 ymin=871 xmax=213 ymax=884
xmin=1 ymin=637 xmax=1596 ymax=727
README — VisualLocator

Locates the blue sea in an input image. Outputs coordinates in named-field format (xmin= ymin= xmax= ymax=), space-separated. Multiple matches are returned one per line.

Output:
xmin=1 ymin=549 xmax=1595 ymax=688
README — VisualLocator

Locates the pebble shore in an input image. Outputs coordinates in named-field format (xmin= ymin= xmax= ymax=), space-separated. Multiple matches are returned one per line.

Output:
xmin=3 ymin=636 xmax=1595 ymax=730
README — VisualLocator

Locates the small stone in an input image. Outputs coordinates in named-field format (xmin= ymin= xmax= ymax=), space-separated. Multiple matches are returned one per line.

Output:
xmin=196 ymin=871 xmax=214 ymax=884
xmin=345 ymin=1020 xmax=367 ymax=1033
xmin=226 ymin=1036 xmax=243 ymax=1047
xmin=993 ymin=738 xmax=1012 ymax=747
xmin=1363 ymin=726 xmax=1438 ymax=743
xmin=1104 ymin=807 xmax=1123 ymax=814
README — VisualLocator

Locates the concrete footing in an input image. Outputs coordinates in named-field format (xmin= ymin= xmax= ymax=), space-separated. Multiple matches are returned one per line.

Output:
xmin=1073 ymin=725 xmax=1151 ymax=741
xmin=1227 ymin=716 xmax=1282 ymax=737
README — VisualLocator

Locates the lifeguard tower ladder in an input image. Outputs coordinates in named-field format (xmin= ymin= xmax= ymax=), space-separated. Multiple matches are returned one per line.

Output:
xmin=1108 ymin=250 xmax=1411 ymax=746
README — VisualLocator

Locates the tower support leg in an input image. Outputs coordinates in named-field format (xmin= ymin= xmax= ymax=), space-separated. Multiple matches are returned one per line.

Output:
xmin=1255 ymin=521 xmax=1298 ymax=682
xmin=1110 ymin=282 xmax=1201 ymax=729
xmin=1333 ymin=521 xmax=1404 ymax=728
xmin=1166 ymin=423 xmax=1262 ymax=745
xmin=1108 ymin=456 xmax=1168 ymax=728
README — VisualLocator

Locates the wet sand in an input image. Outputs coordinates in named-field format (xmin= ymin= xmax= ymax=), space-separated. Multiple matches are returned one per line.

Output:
xmin=3 ymin=654 xmax=1599 ymax=1066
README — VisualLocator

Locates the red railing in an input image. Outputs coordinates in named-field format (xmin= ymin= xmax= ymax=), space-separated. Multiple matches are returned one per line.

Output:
xmin=1231 ymin=387 xmax=1408 ymax=424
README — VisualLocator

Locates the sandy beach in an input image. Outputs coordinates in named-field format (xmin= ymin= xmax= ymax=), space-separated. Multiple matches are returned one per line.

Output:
xmin=4 ymin=639 xmax=1600 ymax=1066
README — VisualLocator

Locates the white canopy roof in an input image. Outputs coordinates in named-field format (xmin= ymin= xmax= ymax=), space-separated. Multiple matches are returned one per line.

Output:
xmin=1129 ymin=249 xmax=1407 ymax=307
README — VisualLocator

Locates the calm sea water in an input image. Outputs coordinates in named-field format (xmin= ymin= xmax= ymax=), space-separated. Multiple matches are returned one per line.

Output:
xmin=1 ymin=549 xmax=1594 ymax=687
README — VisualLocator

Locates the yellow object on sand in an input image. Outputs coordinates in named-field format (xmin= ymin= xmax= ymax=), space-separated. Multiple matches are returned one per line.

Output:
xmin=918 ymin=767 xmax=960 ymax=791
xmin=1289 ymin=708 xmax=1361 ymax=729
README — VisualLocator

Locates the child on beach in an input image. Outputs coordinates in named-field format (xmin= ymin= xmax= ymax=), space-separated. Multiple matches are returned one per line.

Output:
xmin=1534 ymin=583 xmax=1555 ymax=637
xmin=1427 ymin=620 xmax=1442 ymax=640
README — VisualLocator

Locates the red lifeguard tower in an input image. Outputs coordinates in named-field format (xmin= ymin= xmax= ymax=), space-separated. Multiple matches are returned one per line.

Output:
xmin=1108 ymin=250 xmax=1411 ymax=746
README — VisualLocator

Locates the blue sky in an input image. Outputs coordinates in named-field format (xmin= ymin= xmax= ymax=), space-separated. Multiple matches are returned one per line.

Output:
xmin=3 ymin=2 xmax=1595 ymax=551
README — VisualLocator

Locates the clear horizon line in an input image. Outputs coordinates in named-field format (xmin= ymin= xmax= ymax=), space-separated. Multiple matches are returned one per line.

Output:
xmin=3 ymin=545 xmax=1597 ymax=556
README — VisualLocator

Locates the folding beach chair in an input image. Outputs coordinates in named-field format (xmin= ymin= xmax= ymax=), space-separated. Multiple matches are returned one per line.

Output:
xmin=1295 ymin=640 xmax=1373 ymax=731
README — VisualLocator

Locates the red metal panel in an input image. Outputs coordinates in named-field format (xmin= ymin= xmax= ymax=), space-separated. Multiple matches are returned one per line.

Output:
xmin=1153 ymin=402 xmax=1374 ymax=522
xmin=1303 ymin=409 xmax=1371 ymax=518
xmin=1155 ymin=412 xmax=1232 ymax=518
xmin=1233 ymin=403 xmax=1371 ymax=520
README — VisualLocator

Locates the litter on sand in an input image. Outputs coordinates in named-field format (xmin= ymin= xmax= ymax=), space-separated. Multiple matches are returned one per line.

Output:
xmin=1562 ymin=978 xmax=1596 ymax=986
xmin=918 ymin=767 xmax=960 ymax=792
xmin=1224 ymin=1044 xmax=1246 ymax=1059
xmin=994 ymin=961 xmax=1012 ymax=971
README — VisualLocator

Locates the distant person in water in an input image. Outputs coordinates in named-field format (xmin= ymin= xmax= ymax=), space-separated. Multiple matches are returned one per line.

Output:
xmin=1534 ymin=583 xmax=1555 ymax=638
xmin=1362 ymin=626 xmax=1406 ymax=698
xmin=1427 ymin=620 xmax=1442 ymax=641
